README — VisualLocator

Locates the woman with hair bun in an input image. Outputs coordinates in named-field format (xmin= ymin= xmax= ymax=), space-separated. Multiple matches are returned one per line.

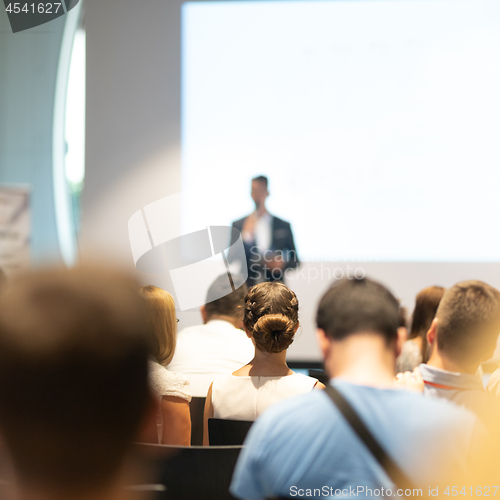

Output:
xmin=203 ymin=282 xmax=324 ymax=444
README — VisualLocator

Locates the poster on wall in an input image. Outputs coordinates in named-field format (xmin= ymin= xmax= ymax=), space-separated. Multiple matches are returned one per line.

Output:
xmin=0 ymin=186 xmax=31 ymax=276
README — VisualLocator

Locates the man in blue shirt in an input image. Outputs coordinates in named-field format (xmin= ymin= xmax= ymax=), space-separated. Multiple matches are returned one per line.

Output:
xmin=231 ymin=277 xmax=481 ymax=500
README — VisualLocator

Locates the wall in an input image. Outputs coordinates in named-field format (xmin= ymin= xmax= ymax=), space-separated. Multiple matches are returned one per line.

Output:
xmin=0 ymin=7 xmax=67 ymax=265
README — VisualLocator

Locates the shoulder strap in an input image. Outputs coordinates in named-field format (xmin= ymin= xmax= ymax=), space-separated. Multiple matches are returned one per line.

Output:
xmin=324 ymin=384 xmax=416 ymax=492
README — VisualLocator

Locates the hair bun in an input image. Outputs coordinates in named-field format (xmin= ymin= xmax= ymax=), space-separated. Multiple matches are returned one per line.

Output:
xmin=253 ymin=314 xmax=296 ymax=353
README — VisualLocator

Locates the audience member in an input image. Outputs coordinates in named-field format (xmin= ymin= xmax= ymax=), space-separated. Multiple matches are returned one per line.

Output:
xmin=230 ymin=277 xmax=480 ymax=500
xmin=396 ymin=286 xmax=445 ymax=373
xmin=397 ymin=303 xmax=408 ymax=333
xmin=420 ymin=280 xmax=500 ymax=428
xmin=140 ymin=285 xmax=191 ymax=445
xmin=203 ymin=282 xmax=323 ymax=444
xmin=0 ymin=266 xmax=156 ymax=500
xmin=168 ymin=275 xmax=254 ymax=397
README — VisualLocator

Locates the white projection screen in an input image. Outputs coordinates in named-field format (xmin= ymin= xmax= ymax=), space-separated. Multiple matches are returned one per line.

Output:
xmin=181 ymin=0 xmax=500 ymax=263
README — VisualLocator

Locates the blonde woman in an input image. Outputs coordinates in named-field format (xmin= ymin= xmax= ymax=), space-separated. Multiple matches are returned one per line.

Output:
xmin=140 ymin=286 xmax=191 ymax=445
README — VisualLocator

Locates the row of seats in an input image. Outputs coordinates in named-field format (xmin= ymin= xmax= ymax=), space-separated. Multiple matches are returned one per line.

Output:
xmin=132 ymin=443 xmax=242 ymax=500
xmin=131 ymin=443 xmax=293 ymax=500
xmin=190 ymin=397 xmax=252 ymax=446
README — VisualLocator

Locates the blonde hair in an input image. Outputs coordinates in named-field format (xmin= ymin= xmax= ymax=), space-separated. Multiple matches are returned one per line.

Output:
xmin=139 ymin=286 xmax=177 ymax=366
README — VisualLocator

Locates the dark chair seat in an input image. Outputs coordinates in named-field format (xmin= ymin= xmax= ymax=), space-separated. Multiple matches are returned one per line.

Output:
xmin=308 ymin=369 xmax=329 ymax=386
xmin=208 ymin=418 xmax=253 ymax=446
xmin=132 ymin=443 xmax=243 ymax=500
xmin=189 ymin=396 xmax=206 ymax=446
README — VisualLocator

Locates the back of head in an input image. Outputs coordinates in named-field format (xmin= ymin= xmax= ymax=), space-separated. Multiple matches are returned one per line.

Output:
xmin=408 ymin=285 xmax=446 ymax=362
xmin=139 ymin=285 xmax=177 ymax=366
xmin=0 ymin=266 xmax=152 ymax=492
xmin=204 ymin=274 xmax=247 ymax=321
xmin=398 ymin=304 xmax=408 ymax=329
xmin=409 ymin=286 xmax=446 ymax=339
xmin=316 ymin=277 xmax=399 ymax=344
xmin=243 ymin=282 xmax=298 ymax=353
xmin=435 ymin=280 xmax=500 ymax=366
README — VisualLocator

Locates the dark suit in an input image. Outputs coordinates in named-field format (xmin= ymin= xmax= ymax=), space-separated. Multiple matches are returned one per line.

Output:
xmin=231 ymin=215 xmax=299 ymax=287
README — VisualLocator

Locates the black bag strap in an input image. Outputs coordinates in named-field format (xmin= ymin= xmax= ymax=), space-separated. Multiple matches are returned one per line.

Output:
xmin=325 ymin=384 xmax=416 ymax=492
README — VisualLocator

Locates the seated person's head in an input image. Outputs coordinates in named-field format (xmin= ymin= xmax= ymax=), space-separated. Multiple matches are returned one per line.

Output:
xmin=242 ymin=281 xmax=299 ymax=353
xmin=408 ymin=285 xmax=446 ymax=360
xmin=0 ymin=266 xmax=153 ymax=495
xmin=428 ymin=281 xmax=500 ymax=371
xmin=201 ymin=275 xmax=247 ymax=327
xmin=398 ymin=303 xmax=408 ymax=331
xmin=397 ymin=302 xmax=408 ymax=340
xmin=139 ymin=285 xmax=177 ymax=366
xmin=316 ymin=277 xmax=402 ymax=368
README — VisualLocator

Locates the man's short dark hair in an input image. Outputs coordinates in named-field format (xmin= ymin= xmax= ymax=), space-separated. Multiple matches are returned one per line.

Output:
xmin=316 ymin=277 xmax=399 ymax=344
xmin=435 ymin=280 xmax=500 ymax=365
xmin=252 ymin=175 xmax=268 ymax=188
xmin=0 ymin=266 xmax=152 ymax=491
xmin=205 ymin=275 xmax=247 ymax=320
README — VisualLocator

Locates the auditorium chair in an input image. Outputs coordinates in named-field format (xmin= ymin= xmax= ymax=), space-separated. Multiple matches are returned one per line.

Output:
xmin=308 ymin=368 xmax=329 ymax=386
xmin=208 ymin=418 xmax=253 ymax=446
xmin=132 ymin=442 xmax=243 ymax=500
xmin=189 ymin=396 xmax=206 ymax=445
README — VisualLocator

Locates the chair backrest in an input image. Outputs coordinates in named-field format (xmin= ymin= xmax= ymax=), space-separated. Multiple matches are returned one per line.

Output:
xmin=308 ymin=369 xmax=329 ymax=386
xmin=132 ymin=443 xmax=243 ymax=500
xmin=189 ymin=396 xmax=206 ymax=446
xmin=208 ymin=418 xmax=253 ymax=446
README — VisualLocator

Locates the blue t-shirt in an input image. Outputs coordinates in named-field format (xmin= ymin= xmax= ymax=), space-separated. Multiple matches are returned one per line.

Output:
xmin=230 ymin=379 xmax=479 ymax=500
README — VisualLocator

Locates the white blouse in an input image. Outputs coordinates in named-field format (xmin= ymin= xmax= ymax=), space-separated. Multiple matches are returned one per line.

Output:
xmin=211 ymin=373 xmax=318 ymax=421
xmin=149 ymin=360 xmax=192 ymax=443
xmin=149 ymin=360 xmax=192 ymax=402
